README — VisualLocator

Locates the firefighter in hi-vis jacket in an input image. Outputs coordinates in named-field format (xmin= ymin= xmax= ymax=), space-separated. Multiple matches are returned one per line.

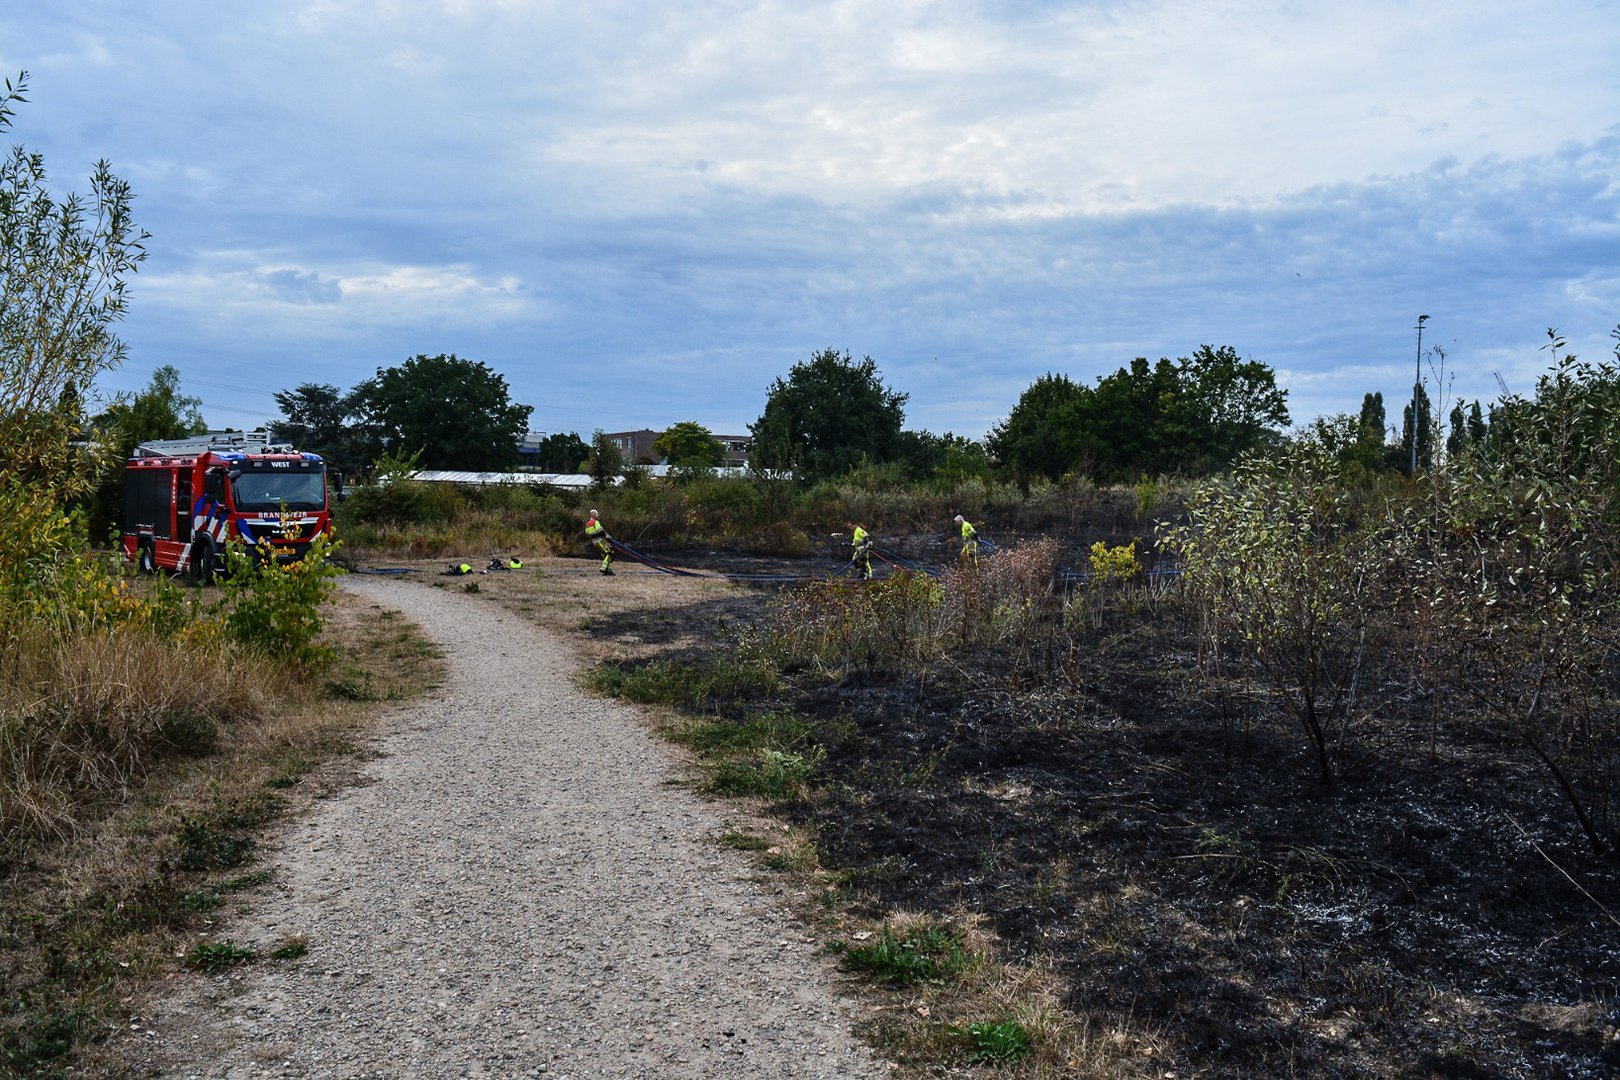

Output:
xmin=584 ymin=509 xmax=614 ymax=575
xmin=849 ymin=523 xmax=873 ymax=580
xmin=954 ymin=515 xmax=981 ymax=567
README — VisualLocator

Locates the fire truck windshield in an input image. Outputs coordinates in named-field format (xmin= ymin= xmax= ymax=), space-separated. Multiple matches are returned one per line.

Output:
xmin=229 ymin=470 xmax=326 ymax=511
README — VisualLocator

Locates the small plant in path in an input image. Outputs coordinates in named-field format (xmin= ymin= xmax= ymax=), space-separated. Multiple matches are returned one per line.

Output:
xmin=185 ymin=940 xmax=256 ymax=971
xmin=268 ymin=935 xmax=309 ymax=961
xmin=216 ymin=533 xmax=342 ymax=666
xmin=834 ymin=923 xmax=974 ymax=986
xmin=952 ymin=1019 xmax=1034 ymax=1063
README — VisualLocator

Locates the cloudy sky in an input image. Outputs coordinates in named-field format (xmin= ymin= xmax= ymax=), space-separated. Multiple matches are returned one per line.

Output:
xmin=4 ymin=1 xmax=1617 ymax=442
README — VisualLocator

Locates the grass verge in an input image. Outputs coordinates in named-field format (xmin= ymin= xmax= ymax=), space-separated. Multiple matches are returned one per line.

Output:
xmin=0 ymin=585 xmax=444 ymax=1077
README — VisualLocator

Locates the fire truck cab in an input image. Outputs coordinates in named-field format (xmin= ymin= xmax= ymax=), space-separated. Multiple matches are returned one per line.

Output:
xmin=120 ymin=430 xmax=334 ymax=581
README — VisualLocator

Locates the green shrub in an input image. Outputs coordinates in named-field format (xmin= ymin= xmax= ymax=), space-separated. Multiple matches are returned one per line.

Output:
xmin=268 ymin=936 xmax=309 ymax=961
xmin=684 ymin=476 xmax=766 ymax=533
xmin=175 ymin=819 xmax=255 ymax=871
xmin=0 ymin=1007 xmax=86 ymax=1074
xmin=1411 ymin=346 xmax=1620 ymax=853
xmin=1162 ymin=436 xmax=1394 ymax=785
xmin=1087 ymin=539 xmax=1141 ymax=582
xmin=706 ymin=745 xmax=825 ymax=797
xmin=336 ymin=477 xmax=451 ymax=528
xmin=671 ymin=710 xmax=820 ymax=754
xmin=749 ymin=522 xmax=813 ymax=557
xmin=948 ymin=476 xmax=989 ymax=517
xmin=217 ymin=534 xmax=341 ymax=666
xmin=153 ymin=708 xmax=219 ymax=755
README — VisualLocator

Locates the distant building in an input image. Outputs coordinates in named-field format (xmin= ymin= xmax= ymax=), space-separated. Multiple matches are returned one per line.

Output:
xmin=404 ymin=428 xmax=752 ymax=488
xmin=517 ymin=429 xmax=548 ymax=468
xmin=414 ymin=469 xmax=593 ymax=491
xmin=601 ymin=428 xmax=752 ymax=467
xmin=602 ymin=429 xmax=659 ymax=465
xmin=714 ymin=434 xmax=752 ymax=467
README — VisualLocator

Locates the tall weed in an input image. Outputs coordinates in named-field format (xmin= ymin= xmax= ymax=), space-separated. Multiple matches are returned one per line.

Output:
xmin=1407 ymin=348 xmax=1620 ymax=851
xmin=763 ymin=572 xmax=946 ymax=672
xmin=1163 ymin=341 xmax=1620 ymax=839
xmin=1064 ymin=541 xmax=1145 ymax=630
xmin=0 ymin=535 xmax=345 ymax=865
xmin=760 ymin=540 xmax=1065 ymax=673
xmin=944 ymin=539 xmax=1063 ymax=657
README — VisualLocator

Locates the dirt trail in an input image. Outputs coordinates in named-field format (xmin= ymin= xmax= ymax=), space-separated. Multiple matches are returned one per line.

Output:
xmin=123 ymin=574 xmax=889 ymax=1079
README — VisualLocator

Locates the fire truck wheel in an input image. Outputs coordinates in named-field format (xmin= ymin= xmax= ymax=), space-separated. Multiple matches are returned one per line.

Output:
xmin=138 ymin=542 xmax=156 ymax=575
xmin=191 ymin=540 xmax=218 ymax=584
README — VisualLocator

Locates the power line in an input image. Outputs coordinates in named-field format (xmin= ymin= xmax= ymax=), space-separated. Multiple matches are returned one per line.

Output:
xmin=99 ymin=362 xmax=285 ymax=400
xmin=93 ymin=364 xmax=282 ymax=425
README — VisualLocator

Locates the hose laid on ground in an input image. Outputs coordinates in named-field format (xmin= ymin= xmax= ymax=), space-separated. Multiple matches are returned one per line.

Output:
xmin=871 ymin=547 xmax=940 ymax=576
xmin=608 ymin=537 xmax=847 ymax=584
xmin=1058 ymin=565 xmax=1183 ymax=584
xmin=606 ymin=536 xmax=948 ymax=585
xmin=605 ymin=536 xmax=707 ymax=577
xmin=402 ymin=533 xmax=1184 ymax=588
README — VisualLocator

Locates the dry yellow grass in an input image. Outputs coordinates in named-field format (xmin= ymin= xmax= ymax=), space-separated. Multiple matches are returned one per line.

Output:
xmin=1 ymin=625 xmax=272 ymax=861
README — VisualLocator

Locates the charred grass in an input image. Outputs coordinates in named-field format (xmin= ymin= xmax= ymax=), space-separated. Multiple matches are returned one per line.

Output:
xmin=0 ymin=584 xmax=444 ymax=1078
xmin=575 ymin=552 xmax=1620 ymax=1080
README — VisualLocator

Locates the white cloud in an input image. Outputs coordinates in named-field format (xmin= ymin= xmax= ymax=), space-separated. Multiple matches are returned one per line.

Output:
xmin=263 ymin=268 xmax=343 ymax=305
xmin=139 ymin=258 xmax=533 ymax=324
xmin=508 ymin=0 xmax=1620 ymax=216
xmin=340 ymin=264 xmax=529 ymax=316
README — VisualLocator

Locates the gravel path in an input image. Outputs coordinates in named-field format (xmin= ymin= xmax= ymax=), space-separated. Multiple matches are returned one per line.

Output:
xmin=126 ymin=575 xmax=890 ymax=1079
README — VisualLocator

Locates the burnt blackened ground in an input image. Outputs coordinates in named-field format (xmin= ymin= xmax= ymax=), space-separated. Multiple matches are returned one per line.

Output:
xmin=595 ymin=552 xmax=1620 ymax=1079
xmin=798 ymin=668 xmax=1618 ymax=1078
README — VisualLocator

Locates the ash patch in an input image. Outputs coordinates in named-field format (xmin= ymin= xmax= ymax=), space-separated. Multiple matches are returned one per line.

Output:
xmin=581 ymin=594 xmax=765 ymax=649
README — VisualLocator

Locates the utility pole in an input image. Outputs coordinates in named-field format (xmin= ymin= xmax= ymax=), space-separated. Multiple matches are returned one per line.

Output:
xmin=1412 ymin=314 xmax=1429 ymax=475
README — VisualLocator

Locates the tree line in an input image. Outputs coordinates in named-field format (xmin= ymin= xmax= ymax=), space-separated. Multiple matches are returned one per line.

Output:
xmin=243 ymin=345 xmax=1297 ymax=488
xmin=102 ymin=330 xmax=1612 ymax=502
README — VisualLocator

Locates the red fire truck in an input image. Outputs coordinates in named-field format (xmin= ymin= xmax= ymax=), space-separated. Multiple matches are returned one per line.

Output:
xmin=120 ymin=431 xmax=336 ymax=580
